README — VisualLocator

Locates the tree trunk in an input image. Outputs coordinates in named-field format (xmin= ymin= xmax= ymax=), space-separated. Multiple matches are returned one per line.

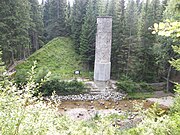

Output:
xmin=166 ymin=65 xmax=172 ymax=92
xmin=10 ymin=50 xmax=15 ymax=65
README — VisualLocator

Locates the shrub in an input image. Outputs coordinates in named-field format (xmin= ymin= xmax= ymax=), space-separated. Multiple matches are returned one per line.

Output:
xmin=39 ymin=79 xmax=87 ymax=96
xmin=171 ymin=84 xmax=180 ymax=113
xmin=0 ymin=72 xmax=126 ymax=135
xmin=14 ymin=62 xmax=50 ymax=84
xmin=116 ymin=75 xmax=153 ymax=93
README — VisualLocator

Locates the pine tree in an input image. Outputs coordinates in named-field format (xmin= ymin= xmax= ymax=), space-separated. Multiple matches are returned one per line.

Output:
xmin=124 ymin=0 xmax=139 ymax=78
xmin=29 ymin=0 xmax=44 ymax=53
xmin=65 ymin=1 xmax=72 ymax=35
xmin=98 ymin=0 xmax=108 ymax=16
xmin=46 ymin=0 xmax=67 ymax=40
xmin=104 ymin=0 xmax=109 ymax=15
xmin=79 ymin=0 xmax=98 ymax=70
xmin=136 ymin=0 xmax=163 ymax=82
xmin=109 ymin=0 xmax=126 ymax=79
xmin=0 ymin=0 xmax=31 ymax=65
xmin=43 ymin=0 xmax=50 ymax=28
xmin=136 ymin=0 xmax=153 ymax=82
xmin=71 ymin=0 xmax=88 ymax=54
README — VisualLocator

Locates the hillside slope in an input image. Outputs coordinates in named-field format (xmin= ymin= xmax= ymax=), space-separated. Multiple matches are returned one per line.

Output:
xmin=15 ymin=37 xmax=83 ymax=82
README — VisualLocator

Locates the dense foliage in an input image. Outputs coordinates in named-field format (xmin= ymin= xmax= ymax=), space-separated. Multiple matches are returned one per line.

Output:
xmin=0 ymin=0 xmax=180 ymax=135
xmin=39 ymin=79 xmax=86 ymax=96
xmin=0 ymin=0 xmax=43 ymax=65
xmin=43 ymin=0 xmax=177 ymax=83
xmin=1 ymin=0 xmax=179 ymax=84
xmin=0 ymin=48 xmax=180 ymax=135
xmin=116 ymin=75 xmax=153 ymax=93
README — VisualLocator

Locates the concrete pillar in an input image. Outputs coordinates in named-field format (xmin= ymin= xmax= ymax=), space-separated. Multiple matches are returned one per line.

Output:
xmin=94 ymin=16 xmax=112 ymax=86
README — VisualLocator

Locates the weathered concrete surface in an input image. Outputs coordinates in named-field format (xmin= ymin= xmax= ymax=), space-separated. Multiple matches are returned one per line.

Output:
xmin=94 ymin=63 xmax=111 ymax=81
xmin=94 ymin=17 xmax=112 ymax=82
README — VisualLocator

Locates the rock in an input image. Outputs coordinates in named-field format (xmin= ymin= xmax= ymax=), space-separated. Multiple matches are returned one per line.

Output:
xmin=116 ymin=119 xmax=122 ymax=126
xmin=146 ymin=96 xmax=174 ymax=107
xmin=79 ymin=113 xmax=84 ymax=116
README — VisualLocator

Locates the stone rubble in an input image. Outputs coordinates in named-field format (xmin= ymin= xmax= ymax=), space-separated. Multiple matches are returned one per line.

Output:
xmin=63 ymin=108 xmax=142 ymax=129
xmin=47 ymin=91 xmax=125 ymax=102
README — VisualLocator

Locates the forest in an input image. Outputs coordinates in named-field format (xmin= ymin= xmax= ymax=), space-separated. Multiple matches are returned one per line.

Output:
xmin=0 ymin=0 xmax=179 ymax=83
xmin=0 ymin=0 xmax=180 ymax=134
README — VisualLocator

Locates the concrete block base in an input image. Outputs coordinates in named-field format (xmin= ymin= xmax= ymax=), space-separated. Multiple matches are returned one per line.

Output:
xmin=94 ymin=80 xmax=110 ymax=93
xmin=94 ymin=62 xmax=111 ymax=81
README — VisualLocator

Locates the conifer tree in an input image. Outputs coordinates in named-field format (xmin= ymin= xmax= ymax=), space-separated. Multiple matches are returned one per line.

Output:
xmin=0 ymin=0 xmax=31 ymax=64
xmin=98 ymin=0 xmax=108 ymax=16
xmin=71 ymin=0 xmax=88 ymax=53
xmin=136 ymin=0 xmax=153 ymax=82
xmin=109 ymin=0 xmax=126 ymax=79
xmin=65 ymin=1 xmax=72 ymax=35
xmin=79 ymin=0 xmax=98 ymax=70
xmin=43 ymin=0 xmax=50 ymax=28
xmin=46 ymin=0 xmax=67 ymax=39
xmin=136 ymin=0 xmax=163 ymax=82
xmin=29 ymin=0 xmax=44 ymax=53
xmin=104 ymin=0 xmax=109 ymax=15
xmin=124 ymin=0 xmax=139 ymax=77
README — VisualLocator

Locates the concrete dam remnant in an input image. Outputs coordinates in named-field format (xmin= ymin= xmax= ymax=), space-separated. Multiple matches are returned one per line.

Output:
xmin=94 ymin=16 xmax=112 ymax=91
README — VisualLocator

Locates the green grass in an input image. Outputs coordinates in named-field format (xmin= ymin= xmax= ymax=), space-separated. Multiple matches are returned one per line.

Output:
xmin=126 ymin=92 xmax=154 ymax=100
xmin=15 ymin=37 xmax=84 ymax=82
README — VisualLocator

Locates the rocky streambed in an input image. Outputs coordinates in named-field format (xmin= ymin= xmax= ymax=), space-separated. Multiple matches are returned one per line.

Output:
xmin=43 ymin=88 xmax=173 ymax=129
xmin=57 ymin=99 xmax=168 ymax=119
xmin=44 ymin=91 xmax=173 ymax=129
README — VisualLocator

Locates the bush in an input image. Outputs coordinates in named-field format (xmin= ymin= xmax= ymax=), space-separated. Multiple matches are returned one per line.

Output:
xmin=171 ymin=84 xmax=180 ymax=113
xmin=39 ymin=79 xmax=87 ymax=96
xmin=14 ymin=62 xmax=50 ymax=84
xmin=116 ymin=75 xmax=153 ymax=93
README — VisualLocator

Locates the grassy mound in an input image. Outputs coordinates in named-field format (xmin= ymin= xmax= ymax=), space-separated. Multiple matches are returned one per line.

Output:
xmin=15 ymin=37 xmax=83 ymax=83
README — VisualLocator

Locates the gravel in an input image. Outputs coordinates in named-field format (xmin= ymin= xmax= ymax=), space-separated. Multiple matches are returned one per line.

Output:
xmin=46 ymin=91 xmax=125 ymax=102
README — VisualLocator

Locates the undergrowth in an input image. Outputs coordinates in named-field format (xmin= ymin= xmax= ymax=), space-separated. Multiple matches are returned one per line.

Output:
xmin=1 ymin=63 xmax=180 ymax=135
xmin=116 ymin=75 xmax=154 ymax=93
